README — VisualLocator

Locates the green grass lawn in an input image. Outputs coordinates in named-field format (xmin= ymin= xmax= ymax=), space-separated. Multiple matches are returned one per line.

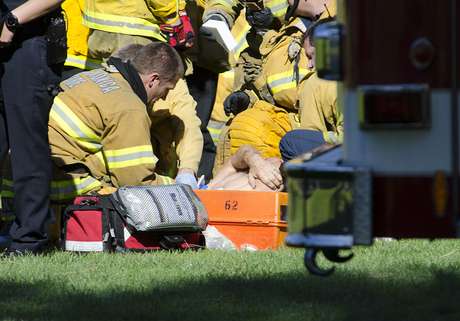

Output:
xmin=1 ymin=240 xmax=460 ymax=321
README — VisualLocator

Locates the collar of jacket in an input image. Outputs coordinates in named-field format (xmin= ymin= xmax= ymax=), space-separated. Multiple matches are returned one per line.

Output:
xmin=106 ymin=57 xmax=148 ymax=105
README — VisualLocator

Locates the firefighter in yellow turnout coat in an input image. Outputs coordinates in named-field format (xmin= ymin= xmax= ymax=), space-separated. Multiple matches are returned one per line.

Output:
xmin=48 ymin=43 xmax=184 ymax=200
xmin=215 ymin=16 xmax=313 ymax=168
xmin=82 ymin=1 xmax=204 ymax=185
xmin=111 ymin=43 xmax=204 ymax=183
xmin=225 ymin=1 xmax=338 ymax=162
xmin=298 ymin=73 xmax=342 ymax=144
xmin=279 ymin=1 xmax=341 ymax=161
xmin=296 ymin=1 xmax=341 ymax=144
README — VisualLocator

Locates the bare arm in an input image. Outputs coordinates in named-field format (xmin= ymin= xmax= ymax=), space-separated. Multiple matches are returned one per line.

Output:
xmin=1 ymin=0 xmax=63 ymax=44
xmin=230 ymin=145 xmax=259 ymax=171
xmin=209 ymin=145 xmax=258 ymax=187
xmin=209 ymin=157 xmax=238 ymax=185
xmin=12 ymin=0 xmax=63 ymax=24
xmin=230 ymin=145 xmax=283 ymax=190
xmin=209 ymin=145 xmax=284 ymax=191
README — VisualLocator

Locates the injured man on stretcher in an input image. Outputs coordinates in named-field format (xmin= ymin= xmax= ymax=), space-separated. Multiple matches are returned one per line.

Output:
xmin=205 ymin=145 xmax=284 ymax=192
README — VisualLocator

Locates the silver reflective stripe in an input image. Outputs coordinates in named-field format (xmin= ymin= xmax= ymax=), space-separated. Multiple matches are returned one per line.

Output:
xmin=65 ymin=240 xmax=104 ymax=252
xmin=82 ymin=12 xmax=158 ymax=32
xmin=65 ymin=55 xmax=101 ymax=70
xmin=106 ymin=151 xmax=154 ymax=163
xmin=52 ymin=103 xmax=94 ymax=142
xmin=294 ymin=19 xmax=308 ymax=33
xmin=208 ymin=120 xmax=225 ymax=143
xmin=51 ymin=177 xmax=100 ymax=196
xmin=234 ymin=33 xmax=248 ymax=52
xmin=269 ymin=76 xmax=295 ymax=88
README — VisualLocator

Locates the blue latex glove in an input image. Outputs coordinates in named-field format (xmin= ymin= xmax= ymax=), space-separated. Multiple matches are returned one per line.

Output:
xmin=175 ymin=172 xmax=198 ymax=189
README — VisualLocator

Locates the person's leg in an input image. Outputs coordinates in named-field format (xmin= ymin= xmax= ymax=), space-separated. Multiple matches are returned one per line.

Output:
xmin=2 ymin=36 xmax=61 ymax=252
xmin=279 ymin=129 xmax=326 ymax=161
xmin=0 ymin=63 xmax=9 ymax=164
xmin=185 ymin=66 xmax=218 ymax=182
xmin=0 ymin=62 xmax=12 ymax=249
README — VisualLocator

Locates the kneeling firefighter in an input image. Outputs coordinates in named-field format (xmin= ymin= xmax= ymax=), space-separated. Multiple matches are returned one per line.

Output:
xmin=46 ymin=43 xmax=182 ymax=200
xmin=82 ymin=0 xmax=204 ymax=188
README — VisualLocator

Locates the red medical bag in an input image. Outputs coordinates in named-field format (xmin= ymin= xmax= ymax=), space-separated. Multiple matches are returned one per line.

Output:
xmin=62 ymin=195 xmax=205 ymax=252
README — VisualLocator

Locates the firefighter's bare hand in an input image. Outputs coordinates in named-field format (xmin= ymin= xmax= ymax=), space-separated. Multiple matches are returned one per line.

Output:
xmin=247 ymin=154 xmax=283 ymax=190
xmin=0 ymin=24 xmax=14 ymax=48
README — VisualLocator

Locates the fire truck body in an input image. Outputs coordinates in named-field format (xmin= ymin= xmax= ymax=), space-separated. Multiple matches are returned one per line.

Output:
xmin=284 ymin=0 xmax=459 ymax=274
xmin=343 ymin=0 xmax=459 ymax=238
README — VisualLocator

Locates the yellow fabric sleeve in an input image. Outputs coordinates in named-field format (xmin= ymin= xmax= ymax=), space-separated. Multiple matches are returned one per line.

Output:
xmin=203 ymin=0 xmax=241 ymax=28
xmin=146 ymin=0 xmax=186 ymax=24
xmin=102 ymin=106 xmax=159 ymax=187
xmin=62 ymin=0 xmax=90 ymax=57
xmin=298 ymin=73 xmax=342 ymax=144
xmin=150 ymin=79 xmax=203 ymax=173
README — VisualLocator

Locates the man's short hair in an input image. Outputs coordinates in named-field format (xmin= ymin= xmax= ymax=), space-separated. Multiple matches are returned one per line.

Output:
xmin=304 ymin=16 xmax=336 ymax=46
xmin=112 ymin=43 xmax=144 ymax=62
xmin=131 ymin=42 xmax=184 ymax=83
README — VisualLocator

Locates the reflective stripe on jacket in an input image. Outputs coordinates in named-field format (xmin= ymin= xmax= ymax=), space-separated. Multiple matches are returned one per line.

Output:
xmin=82 ymin=0 xmax=173 ymax=41
xmin=1 ymin=175 xmax=102 ymax=201
xmin=257 ymin=17 xmax=314 ymax=111
xmin=266 ymin=67 xmax=309 ymax=95
xmin=64 ymin=54 xmax=102 ymax=70
xmin=50 ymin=96 xmax=102 ymax=153
xmin=203 ymin=0 xmax=240 ymax=28
xmin=49 ymin=68 xmax=161 ymax=189
xmin=264 ymin=0 xmax=289 ymax=18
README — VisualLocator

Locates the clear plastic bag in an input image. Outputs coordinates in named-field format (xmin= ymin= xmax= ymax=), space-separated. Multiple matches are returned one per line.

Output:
xmin=202 ymin=225 xmax=236 ymax=250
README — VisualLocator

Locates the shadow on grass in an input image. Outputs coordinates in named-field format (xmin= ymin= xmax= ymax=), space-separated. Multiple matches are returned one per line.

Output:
xmin=0 ymin=269 xmax=459 ymax=321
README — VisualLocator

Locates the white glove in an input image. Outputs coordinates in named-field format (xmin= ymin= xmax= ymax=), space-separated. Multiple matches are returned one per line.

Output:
xmin=175 ymin=173 xmax=198 ymax=189
xmin=200 ymin=13 xmax=228 ymax=40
